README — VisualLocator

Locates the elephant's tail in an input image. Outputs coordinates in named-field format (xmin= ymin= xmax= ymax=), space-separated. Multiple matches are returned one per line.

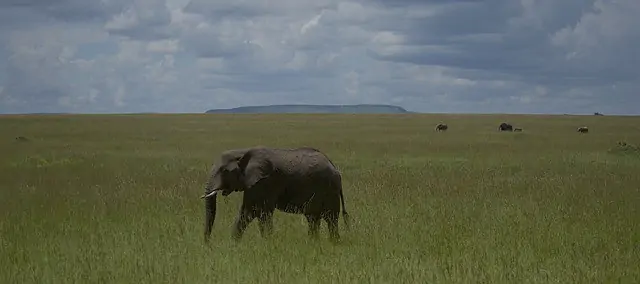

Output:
xmin=327 ymin=157 xmax=350 ymax=231
xmin=338 ymin=179 xmax=351 ymax=231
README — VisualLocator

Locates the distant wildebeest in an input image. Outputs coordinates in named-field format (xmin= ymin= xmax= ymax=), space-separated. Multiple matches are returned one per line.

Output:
xmin=514 ymin=128 xmax=523 ymax=132
xmin=577 ymin=126 xmax=589 ymax=133
xmin=435 ymin=123 xmax=448 ymax=131
xmin=15 ymin=136 xmax=29 ymax=142
xmin=498 ymin=122 xmax=513 ymax=132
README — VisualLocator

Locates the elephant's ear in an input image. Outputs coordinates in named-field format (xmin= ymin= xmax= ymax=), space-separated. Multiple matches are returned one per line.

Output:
xmin=237 ymin=149 xmax=275 ymax=189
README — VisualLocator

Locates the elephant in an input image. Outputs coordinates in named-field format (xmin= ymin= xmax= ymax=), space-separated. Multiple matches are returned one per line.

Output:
xmin=498 ymin=122 xmax=513 ymax=131
xmin=577 ymin=126 xmax=589 ymax=133
xmin=434 ymin=123 xmax=448 ymax=131
xmin=200 ymin=146 xmax=350 ymax=243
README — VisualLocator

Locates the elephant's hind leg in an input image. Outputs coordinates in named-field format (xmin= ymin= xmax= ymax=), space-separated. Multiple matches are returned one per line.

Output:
xmin=323 ymin=210 xmax=340 ymax=243
xmin=305 ymin=214 xmax=321 ymax=239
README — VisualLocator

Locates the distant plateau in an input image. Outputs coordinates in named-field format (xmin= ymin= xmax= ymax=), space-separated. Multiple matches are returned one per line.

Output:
xmin=204 ymin=104 xmax=412 ymax=114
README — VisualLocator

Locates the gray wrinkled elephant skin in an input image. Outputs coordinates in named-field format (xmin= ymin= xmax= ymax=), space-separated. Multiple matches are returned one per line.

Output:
xmin=202 ymin=146 xmax=350 ymax=244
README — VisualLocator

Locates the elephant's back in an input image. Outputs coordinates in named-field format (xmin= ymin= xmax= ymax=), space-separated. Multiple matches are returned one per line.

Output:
xmin=272 ymin=149 xmax=338 ymax=172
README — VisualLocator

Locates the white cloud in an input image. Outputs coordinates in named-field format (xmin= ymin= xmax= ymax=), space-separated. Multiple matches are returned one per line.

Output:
xmin=301 ymin=12 xmax=323 ymax=35
xmin=0 ymin=0 xmax=638 ymax=114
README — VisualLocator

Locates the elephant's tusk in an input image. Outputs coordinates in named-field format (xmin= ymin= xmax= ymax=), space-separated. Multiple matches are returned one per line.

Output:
xmin=200 ymin=190 xmax=219 ymax=199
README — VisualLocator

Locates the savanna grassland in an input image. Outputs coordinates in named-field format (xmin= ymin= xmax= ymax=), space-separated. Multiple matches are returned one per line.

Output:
xmin=1 ymin=113 xmax=639 ymax=283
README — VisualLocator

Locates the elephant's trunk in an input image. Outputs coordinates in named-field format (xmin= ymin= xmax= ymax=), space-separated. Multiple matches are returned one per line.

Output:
xmin=204 ymin=193 xmax=217 ymax=243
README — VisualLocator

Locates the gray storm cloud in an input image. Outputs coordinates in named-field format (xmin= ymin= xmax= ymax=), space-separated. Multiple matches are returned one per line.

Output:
xmin=0 ymin=0 xmax=638 ymax=114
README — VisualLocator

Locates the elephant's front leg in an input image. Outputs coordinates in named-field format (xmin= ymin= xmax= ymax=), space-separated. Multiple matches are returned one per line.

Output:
xmin=257 ymin=196 xmax=277 ymax=238
xmin=257 ymin=210 xmax=275 ymax=238
xmin=231 ymin=204 xmax=255 ymax=241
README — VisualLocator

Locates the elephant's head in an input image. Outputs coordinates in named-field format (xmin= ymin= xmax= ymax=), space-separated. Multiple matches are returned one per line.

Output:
xmin=200 ymin=148 xmax=250 ymax=242
xmin=200 ymin=147 xmax=273 ymax=242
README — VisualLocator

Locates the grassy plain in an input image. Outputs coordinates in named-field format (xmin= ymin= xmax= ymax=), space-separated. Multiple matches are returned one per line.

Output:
xmin=1 ymin=113 xmax=639 ymax=283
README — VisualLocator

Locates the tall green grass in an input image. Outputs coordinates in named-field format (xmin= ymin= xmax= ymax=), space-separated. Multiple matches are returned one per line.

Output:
xmin=1 ymin=113 xmax=639 ymax=283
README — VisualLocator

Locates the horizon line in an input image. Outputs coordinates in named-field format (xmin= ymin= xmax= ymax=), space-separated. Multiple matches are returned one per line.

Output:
xmin=0 ymin=111 xmax=636 ymax=116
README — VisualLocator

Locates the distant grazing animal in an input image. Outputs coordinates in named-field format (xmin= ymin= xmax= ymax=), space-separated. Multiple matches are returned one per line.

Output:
xmin=577 ymin=126 xmax=588 ymax=133
xmin=201 ymin=146 xmax=350 ymax=244
xmin=498 ymin=122 xmax=513 ymax=132
xmin=15 ymin=136 xmax=29 ymax=142
xmin=435 ymin=123 xmax=448 ymax=131
xmin=514 ymin=128 xmax=523 ymax=132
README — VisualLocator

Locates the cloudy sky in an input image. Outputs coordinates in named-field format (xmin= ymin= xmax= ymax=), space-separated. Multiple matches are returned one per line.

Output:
xmin=0 ymin=0 xmax=638 ymax=114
